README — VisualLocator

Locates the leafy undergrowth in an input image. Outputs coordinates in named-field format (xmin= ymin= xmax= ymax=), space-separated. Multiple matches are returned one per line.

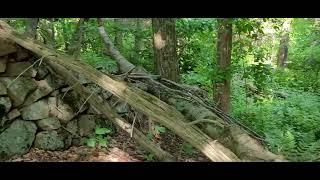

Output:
xmin=232 ymin=79 xmax=320 ymax=161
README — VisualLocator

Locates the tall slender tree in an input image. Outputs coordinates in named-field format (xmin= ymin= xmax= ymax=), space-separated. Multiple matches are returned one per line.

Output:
xmin=24 ymin=18 xmax=39 ymax=39
xmin=152 ymin=18 xmax=179 ymax=82
xmin=114 ymin=18 xmax=124 ymax=51
xmin=277 ymin=20 xmax=290 ymax=68
xmin=67 ymin=18 xmax=87 ymax=59
xmin=132 ymin=18 xmax=144 ymax=63
xmin=215 ymin=18 xmax=233 ymax=113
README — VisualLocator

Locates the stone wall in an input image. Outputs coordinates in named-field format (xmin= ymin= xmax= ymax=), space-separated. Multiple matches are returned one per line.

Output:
xmin=0 ymin=45 xmax=123 ymax=159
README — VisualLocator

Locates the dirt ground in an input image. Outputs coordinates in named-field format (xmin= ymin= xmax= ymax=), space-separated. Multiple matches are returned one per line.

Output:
xmin=7 ymin=130 xmax=210 ymax=162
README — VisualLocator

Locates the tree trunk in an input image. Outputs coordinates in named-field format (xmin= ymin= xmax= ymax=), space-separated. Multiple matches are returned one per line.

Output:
xmin=114 ymin=18 xmax=124 ymax=51
xmin=0 ymin=21 xmax=240 ymax=162
xmin=97 ymin=18 xmax=135 ymax=73
xmin=67 ymin=18 xmax=86 ymax=59
xmin=152 ymin=18 xmax=179 ymax=82
xmin=277 ymin=33 xmax=289 ymax=68
xmin=45 ymin=60 xmax=175 ymax=161
xmin=24 ymin=18 xmax=39 ymax=39
xmin=132 ymin=18 xmax=144 ymax=63
xmin=215 ymin=18 xmax=232 ymax=114
xmin=0 ymin=20 xmax=286 ymax=162
xmin=94 ymin=19 xmax=284 ymax=161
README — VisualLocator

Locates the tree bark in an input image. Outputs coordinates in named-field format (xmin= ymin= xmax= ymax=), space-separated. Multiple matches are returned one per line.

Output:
xmin=277 ymin=33 xmax=289 ymax=68
xmin=152 ymin=18 xmax=179 ymax=82
xmin=24 ymin=18 xmax=39 ymax=39
xmin=67 ymin=18 xmax=86 ymax=59
xmin=114 ymin=18 xmax=124 ymax=51
xmin=95 ymin=18 xmax=285 ymax=161
xmin=132 ymin=18 xmax=144 ymax=63
xmin=97 ymin=18 xmax=135 ymax=73
xmin=45 ymin=60 xmax=175 ymax=161
xmin=0 ymin=20 xmax=286 ymax=162
xmin=215 ymin=18 xmax=232 ymax=114
xmin=0 ymin=21 xmax=240 ymax=162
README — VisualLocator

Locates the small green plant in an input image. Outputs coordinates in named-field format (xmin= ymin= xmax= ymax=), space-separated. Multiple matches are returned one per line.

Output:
xmin=154 ymin=125 xmax=166 ymax=134
xmin=181 ymin=143 xmax=195 ymax=156
xmin=85 ymin=126 xmax=112 ymax=148
xmin=145 ymin=153 xmax=155 ymax=162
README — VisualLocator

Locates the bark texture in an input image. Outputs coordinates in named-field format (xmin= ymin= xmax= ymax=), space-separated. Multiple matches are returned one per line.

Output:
xmin=24 ymin=18 xmax=39 ymax=39
xmin=67 ymin=18 xmax=86 ymax=59
xmin=215 ymin=18 xmax=232 ymax=113
xmin=152 ymin=18 xmax=179 ymax=82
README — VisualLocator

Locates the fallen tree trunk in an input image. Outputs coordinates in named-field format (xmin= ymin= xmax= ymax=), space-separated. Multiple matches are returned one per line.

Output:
xmin=96 ymin=19 xmax=285 ymax=161
xmin=45 ymin=60 xmax=175 ymax=161
xmin=0 ymin=20 xmax=239 ymax=161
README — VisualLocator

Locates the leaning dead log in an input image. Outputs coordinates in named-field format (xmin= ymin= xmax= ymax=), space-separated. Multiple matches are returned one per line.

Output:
xmin=96 ymin=19 xmax=285 ymax=161
xmin=45 ymin=60 xmax=175 ymax=161
xmin=0 ymin=20 xmax=239 ymax=161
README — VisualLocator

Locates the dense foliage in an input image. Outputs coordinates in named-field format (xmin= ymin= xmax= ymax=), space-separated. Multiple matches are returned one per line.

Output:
xmin=6 ymin=18 xmax=320 ymax=161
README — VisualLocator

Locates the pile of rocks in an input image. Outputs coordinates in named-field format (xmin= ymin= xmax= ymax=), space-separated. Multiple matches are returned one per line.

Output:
xmin=0 ymin=43 xmax=122 ymax=159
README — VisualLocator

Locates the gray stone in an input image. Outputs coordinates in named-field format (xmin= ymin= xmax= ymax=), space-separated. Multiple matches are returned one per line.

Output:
xmin=48 ymin=97 xmax=75 ymax=124
xmin=115 ymin=101 xmax=129 ymax=114
xmin=21 ymin=100 xmax=49 ymax=120
xmin=60 ymin=92 xmax=88 ymax=114
xmin=16 ymin=47 xmax=30 ymax=61
xmin=0 ymin=77 xmax=37 ymax=107
xmin=0 ymin=120 xmax=37 ymax=158
xmin=23 ymin=80 xmax=53 ymax=106
xmin=50 ymin=90 xmax=59 ymax=97
xmin=7 ymin=109 xmax=20 ymax=120
xmin=66 ymin=119 xmax=78 ymax=135
xmin=0 ymin=81 xmax=7 ymax=95
xmin=34 ymin=131 xmax=64 ymax=151
xmin=44 ymin=74 xmax=66 ymax=90
xmin=72 ymin=138 xmax=81 ymax=146
xmin=0 ymin=97 xmax=11 ymax=113
xmin=0 ymin=39 xmax=17 ymax=57
xmin=1 ymin=62 xmax=37 ymax=77
xmin=101 ymin=90 xmax=112 ymax=100
xmin=0 ymin=58 xmax=7 ymax=73
xmin=78 ymin=115 xmax=96 ymax=137
xmin=37 ymin=117 xmax=61 ymax=130
xmin=35 ymin=66 xmax=49 ymax=80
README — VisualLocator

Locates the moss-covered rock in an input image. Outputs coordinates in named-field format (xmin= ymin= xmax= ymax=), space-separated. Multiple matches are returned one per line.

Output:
xmin=0 ymin=120 xmax=37 ymax=158
xmin=34 ymin=131 xmax=64 ymax=150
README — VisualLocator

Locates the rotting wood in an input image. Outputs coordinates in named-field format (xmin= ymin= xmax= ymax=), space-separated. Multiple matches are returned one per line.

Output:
xmin=95 ymin=19 xmax=285 ymax=161
xmin=0 ymin=20 xmax=239 ymax=162
xmin=45 ymin=60 xmax=175 ymax=161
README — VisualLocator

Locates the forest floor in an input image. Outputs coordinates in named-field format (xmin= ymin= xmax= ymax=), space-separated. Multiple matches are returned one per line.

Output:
xmin=7 ymin=130 xmax=209 ymax=162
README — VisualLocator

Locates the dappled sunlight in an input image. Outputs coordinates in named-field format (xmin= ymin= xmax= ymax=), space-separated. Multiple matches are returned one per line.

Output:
xmin=2 ymin=18 xmax=320 ymax=162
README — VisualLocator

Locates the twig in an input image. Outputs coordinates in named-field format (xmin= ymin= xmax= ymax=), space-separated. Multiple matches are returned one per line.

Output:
xmin=61 ymin=82 xmax=80 ymax=100
xmin=130 ymin=112 xmax=137 ymax=138
xmin=7 ymin=54 xmax=56 ymax=88
xmin=186 ymin=118 xmax=225 ymax=128
xmin=76 ymin=91 xmax=94 ymax=115
xmin=7 ymin=56 xmax=41 ymax=88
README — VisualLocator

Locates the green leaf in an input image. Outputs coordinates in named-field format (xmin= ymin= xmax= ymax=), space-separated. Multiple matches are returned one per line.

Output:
xmin=182 ymin=143 xmax=195 ymax=155
xmin=86 ymin=138 xmax=96 ymax=147
xmin=146 ymin=133 xmax=154 ymax=141
xmin=155 ymin=125 xmax=166 ymax=133
xmin=95 ymin=127 xmax=112 ymax=135
xmin=98 ymin=138 xmax=108 ymax=148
